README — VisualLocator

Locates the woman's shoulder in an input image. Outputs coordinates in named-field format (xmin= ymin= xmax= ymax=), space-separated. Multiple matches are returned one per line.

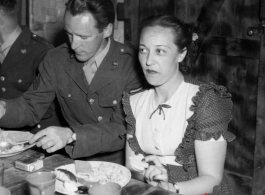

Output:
xmin=123 ymin=88 xmax=154 ymax=117
xmin=183 ymin=77 xmax=235 ymax=141
xmin=124 ymin=88 xmax=153 ymax=103
xmin=184 ymin=76 xmax=232 ymax=102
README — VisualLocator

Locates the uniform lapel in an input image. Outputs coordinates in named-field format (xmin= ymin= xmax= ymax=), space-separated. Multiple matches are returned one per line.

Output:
xmin=1 ymin=28 xmax=33 ymax=72
xmin=88 ymin=40 xmax=120 ymax=96
xmin=64 ymin=54 xmax=88 ymax=94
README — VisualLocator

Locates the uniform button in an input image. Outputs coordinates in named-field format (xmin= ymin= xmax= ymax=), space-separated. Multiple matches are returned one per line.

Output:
xmin=89 ymin=99 xmax=94 ymax=104
xmin=113 ymin=61 xmax=118 ymax=66
xmin=0 ymin=76 xmax=5 ymax=81
xmin=33 ymin=34 xmax=36 ymax=37
xmin=2 ymin=87 xmax=6 ymax=92
xmin=121 ymin=48 xmax=124 ymax=52
xmin=18 ymin=79 xmax=22 ymax=83
xmin=113 ymin=100 xmax=117 ymax=105
xmin=98 ymin=116 xmax=102 ymax=121
xmin=68 ymin=94 xmax=71 ymax=97
xmin=37 ymin=124 xmax=41 ymax=128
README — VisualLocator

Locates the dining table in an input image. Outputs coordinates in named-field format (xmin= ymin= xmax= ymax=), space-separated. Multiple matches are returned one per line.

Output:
xmin=0 ymin=149 xmax=179 ymax=195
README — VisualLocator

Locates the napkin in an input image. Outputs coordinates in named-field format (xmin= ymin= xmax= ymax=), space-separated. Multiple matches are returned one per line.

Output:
xmin=129 ymin=154 xmax=149 ymax=172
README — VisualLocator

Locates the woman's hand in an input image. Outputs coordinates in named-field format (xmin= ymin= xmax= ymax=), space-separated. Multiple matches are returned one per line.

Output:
xmin=143 ymin=155 xmax=170 ymax=190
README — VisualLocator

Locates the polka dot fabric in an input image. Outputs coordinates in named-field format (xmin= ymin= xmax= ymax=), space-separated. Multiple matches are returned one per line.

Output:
xmin=122 ymin=76 xmax=236 ymax=195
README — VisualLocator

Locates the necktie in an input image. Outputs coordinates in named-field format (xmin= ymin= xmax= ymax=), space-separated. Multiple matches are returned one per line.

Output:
xmin=0 ymin=46 xmax=5 ymax=64
xmin=83 ymin=59 xmax=97 ymax=85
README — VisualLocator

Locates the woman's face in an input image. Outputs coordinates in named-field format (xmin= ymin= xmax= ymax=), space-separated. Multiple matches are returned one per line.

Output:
xmin=138 ymin=26 xmax=184 ymax=87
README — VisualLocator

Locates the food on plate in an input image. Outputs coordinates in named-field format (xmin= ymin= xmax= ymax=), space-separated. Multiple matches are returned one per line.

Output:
xmin=55 ymin=161 xmax=129 ymax=194
xmin=64 ymin=181 xmax=78 ymax=192
xmin=55 ymin=168 xmax=77 ymax=183
xmin=0 ymin=129 xmax=33 ymax=154
xmin=85 ymin=162 xmax=127 ymax=184
xmin=0 ymin=129 xmax=33 ymax=144
xmin=55 ymin=167 xmax=90 ymax=194
xmin=0 ymin=144 xmax=24 ymax=154
xmin=75 ymin=160 xmax=93 ymax=175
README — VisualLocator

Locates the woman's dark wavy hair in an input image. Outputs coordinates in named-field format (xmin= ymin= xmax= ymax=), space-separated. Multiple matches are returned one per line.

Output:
xmin=0 ymin=0 xmax=18 ymax=18
xmin=140 ymin=15 xmax=194 ymax=75
xmin=65 ymin=0 xmax=115 ymax=32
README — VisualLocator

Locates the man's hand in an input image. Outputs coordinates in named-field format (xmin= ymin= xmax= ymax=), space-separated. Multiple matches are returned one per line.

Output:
xmin=0 ymin=100 xmax=6 ymax=118
xmin=29 ymin=126 xmax=74 ymax=153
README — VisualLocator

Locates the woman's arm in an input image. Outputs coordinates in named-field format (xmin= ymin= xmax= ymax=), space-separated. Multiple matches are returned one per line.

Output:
xmin=125 ymin=134 xmax=148 ymax=182
xmin=144 ymin=139 xmax=227 ymax=194
xmin=176 ymin=139 xmax=227 ymax=194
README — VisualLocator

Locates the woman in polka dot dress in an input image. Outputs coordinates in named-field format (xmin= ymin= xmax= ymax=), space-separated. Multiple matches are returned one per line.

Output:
xmin=122 ymin=15 xmax=236 ymax=195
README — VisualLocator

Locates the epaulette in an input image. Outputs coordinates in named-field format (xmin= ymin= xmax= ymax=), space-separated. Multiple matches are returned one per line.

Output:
xmin=119 ymin=44 xmax=135 ymax=56
xmin=31 ymin=33 xmax=54 ymax=49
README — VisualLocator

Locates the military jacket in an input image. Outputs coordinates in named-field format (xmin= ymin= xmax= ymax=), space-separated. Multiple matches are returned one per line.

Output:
xmin=0 ymin=26 xmax=65 ymax=133
xmin=0 ymin=38 xmax=143 ymax=164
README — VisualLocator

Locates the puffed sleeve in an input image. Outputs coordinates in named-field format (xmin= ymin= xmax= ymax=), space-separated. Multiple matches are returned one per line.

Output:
xmin=192 ymin=84 xmax=236 ymax=142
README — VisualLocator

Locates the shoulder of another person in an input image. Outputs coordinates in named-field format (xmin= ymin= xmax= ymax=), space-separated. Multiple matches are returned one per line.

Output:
xmin=46 ymin=43 xmax=69 ymax=57
xmin=30 ymin=32 xmax=54 ymax=49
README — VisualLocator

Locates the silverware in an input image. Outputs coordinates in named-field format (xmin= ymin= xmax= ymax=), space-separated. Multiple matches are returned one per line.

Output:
xmin=0 ymin=136 xmax=44 ymax=152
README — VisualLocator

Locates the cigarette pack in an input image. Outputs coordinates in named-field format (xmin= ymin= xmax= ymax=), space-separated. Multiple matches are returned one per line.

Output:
xmin=14 ymin=153 xmax=45 ymax=172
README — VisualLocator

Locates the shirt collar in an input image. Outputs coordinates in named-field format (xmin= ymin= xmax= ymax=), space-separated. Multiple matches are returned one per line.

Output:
xmin=94 ymin=38 xmax=111 ymax=68
xmin=1 ymin=25 xmax=22 ymax=52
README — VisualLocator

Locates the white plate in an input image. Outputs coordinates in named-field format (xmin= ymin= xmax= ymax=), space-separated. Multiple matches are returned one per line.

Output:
xmin=55 ymin=161 xmax=131 ymax=195
xmin=0 ymin=143 xmax=35 ymax=157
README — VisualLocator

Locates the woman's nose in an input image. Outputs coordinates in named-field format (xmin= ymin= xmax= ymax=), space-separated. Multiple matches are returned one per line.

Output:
xmin=146 ymin=53 xmax=155 ymax=66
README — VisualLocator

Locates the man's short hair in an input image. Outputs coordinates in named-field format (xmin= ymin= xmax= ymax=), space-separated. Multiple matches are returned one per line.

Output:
xmin=0 ymin=0 xmax=18 ymax=18
xmin=65 ymin=0 xmax=115 ymax=32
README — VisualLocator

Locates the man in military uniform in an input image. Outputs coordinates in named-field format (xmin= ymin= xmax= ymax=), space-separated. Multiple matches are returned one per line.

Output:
xmin=0 ymin=0 xmax=65 ymax=134
xmin=0 ymin=0 xmax=143 ymax=164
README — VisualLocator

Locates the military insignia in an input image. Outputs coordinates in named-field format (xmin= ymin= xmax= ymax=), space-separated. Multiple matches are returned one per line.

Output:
xmin=21 ymin=49 xmax=27 ymax=54
xmin=112 ymin=61 xmax=118 ymax=66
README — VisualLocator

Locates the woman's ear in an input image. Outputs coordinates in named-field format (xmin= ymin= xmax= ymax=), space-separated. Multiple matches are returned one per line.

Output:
xmin=103 ymin=23 xmax=113 ymax=38
xmin=178 ymin=48 xmax=187 ymax=63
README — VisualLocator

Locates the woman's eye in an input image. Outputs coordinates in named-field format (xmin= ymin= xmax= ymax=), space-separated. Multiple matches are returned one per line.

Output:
xmin=139 ymin=48 xmax=147 ymax=54
xmin=80 ymin=36 xmax=88 ymax=40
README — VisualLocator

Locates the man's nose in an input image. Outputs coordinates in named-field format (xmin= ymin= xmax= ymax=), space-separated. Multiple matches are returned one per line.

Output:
xmin=71 ymin=36 xmax=79 ymax=50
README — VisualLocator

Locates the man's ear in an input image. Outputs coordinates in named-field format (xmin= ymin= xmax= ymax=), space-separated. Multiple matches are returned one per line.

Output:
xmin=178 ymin=48 xmax=187 ymax=63
xmin=103 ymin=23 xmax=113 ymax=38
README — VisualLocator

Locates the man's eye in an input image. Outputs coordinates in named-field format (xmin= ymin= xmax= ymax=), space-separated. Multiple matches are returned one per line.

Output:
xmin=156 ymin=49 xmax=165 ymax=55
xmin=80 ymin=36 xmax=88 ymax=39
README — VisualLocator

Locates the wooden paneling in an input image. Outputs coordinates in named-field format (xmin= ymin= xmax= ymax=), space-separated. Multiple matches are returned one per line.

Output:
xmin=190 ymin=0 xmax=260 ymax=180
xmin=117 ymin=0 xmax=139 ymax=47
xmin=139 ymin=0 xmax=175 ymax=20
xmin=200 ymin=36 xmax=260 ymax=59
xmin=17 ymin=0 xmax=29 ymax=26
xmin=252 ymin=8 xmax=265 ymax=193
xmin=192 ymin=53 xmax=259 ymax=179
